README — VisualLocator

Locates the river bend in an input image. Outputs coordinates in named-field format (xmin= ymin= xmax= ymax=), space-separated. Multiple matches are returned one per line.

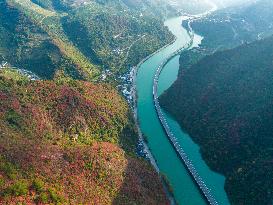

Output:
xmin=136 ymin=16 xmax=230 ymax=205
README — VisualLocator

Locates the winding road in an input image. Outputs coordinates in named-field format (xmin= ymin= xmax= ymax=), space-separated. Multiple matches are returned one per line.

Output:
xmin=150 ymin=3 xmax=223 ymax=204
xmin=152 ymin=38 xmax=219 ymax=205
xmin=136 ymin=2 xmax=231 ymax=203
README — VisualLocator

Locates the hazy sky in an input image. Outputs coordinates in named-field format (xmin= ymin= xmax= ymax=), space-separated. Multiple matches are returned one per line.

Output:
xmin=211 ymin=0 xmax=256 ymax=7
xmin=168 ymin=0 xmax=256 ymax=12
xmin=163 ymin=0 xmax=256 ymax=14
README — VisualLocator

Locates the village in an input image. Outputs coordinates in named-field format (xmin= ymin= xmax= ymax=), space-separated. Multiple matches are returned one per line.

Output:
xmin=0 ymin=61 xmax=40 ymax=81
xmin=117 ymin=68 xmax=135 ymax=107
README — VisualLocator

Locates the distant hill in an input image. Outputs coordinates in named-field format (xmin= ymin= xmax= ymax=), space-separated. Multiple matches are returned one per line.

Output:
xmin=160 ymin=36 xmax=273 ymax=205
xmin=0 ymin=68 xmax=168 ymax=204
xmin=0 ymin=0 xmax=174 ymax=80
xmin=166 ymin=0 xmax=212 ymax=14
xmin=122 ymin=0 xmax=177 ymax=16
xmin=179 ymin=0 xmax=273 ymax=72
xmin=191 ymin=0 xmax=273 ymax=50
xmin=211 ymin=0 xmax=256 ymax=8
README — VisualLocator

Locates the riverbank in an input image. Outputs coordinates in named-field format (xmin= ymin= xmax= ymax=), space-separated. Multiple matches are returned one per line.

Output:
xmin=135 ymin=7 xmax=230 ymax=204
xmin=136 ymin=15 xmax=208 ymax=204
xmin=131 ymin=15 xmax=197 ymax=205
xmin=131 ymin=28 xmax=179 ymax=205
xmin=152 ymin=37 xmax=219 ymax=205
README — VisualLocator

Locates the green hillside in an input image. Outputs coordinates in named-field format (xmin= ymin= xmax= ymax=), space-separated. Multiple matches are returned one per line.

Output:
xmin=160 ymin=36 xmax=273 ymax=205
xmin=0 ymin=0 xmax=174 ymax=80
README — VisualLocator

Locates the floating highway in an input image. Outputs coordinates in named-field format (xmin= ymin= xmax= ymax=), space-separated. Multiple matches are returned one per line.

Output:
xmin=153 ymin=37 xmax=219 ymax=205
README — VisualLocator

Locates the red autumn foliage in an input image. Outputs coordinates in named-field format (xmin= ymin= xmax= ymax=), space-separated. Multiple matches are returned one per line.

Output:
xmin=0 ymin=70 xmax=168 ymax=205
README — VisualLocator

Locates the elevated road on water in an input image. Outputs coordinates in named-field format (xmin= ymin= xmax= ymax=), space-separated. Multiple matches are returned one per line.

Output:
xmin=153 ymin=36 xmax=219 ymax=205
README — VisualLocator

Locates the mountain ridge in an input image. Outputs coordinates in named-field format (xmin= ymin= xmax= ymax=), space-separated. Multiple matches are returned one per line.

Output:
xmin=160 ymin=35 xmax=273 ymax=205
xmin=0 ymin=0 xmax=174 ymax=80
xmin=0 ymin=68 xmax=169 ymax=204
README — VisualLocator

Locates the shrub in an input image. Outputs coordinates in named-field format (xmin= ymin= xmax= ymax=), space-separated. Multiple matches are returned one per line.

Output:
xmin=0 ymin=178 xmax=4 ymax=187
xmin=4 ymin=180 xmax=29 ymax=196
xmin=36 ymin=192 xmax=50 ymax=203
xmin=5 ymin=109 xmax=22 ymax=128
xmin=0 ymin=161 xmax=17 ymax=180
xmin=48 ymin=188 xmax=65 ymax=204
xmin=85 ymin=161 xmax=93 ymax=171
xmin=32 ymin=179 xmax=45 ymax=192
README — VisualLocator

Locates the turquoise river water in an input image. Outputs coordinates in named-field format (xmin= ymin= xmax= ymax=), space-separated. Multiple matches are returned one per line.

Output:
xmin=136 ymin=16 xmax=230 ymax=205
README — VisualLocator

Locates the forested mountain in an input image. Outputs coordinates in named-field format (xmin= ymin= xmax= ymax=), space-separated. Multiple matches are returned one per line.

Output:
xmin=0 ymin=0 xmax=174 ymax=80
xmin=160 ymin=35 xmax=273 ymax=205
xmin=0 ymin=68 xmax=168 ymax=204
xmin=122 ymin=0 xmax=178 ymax=17
xmin=180 ymin=0 xmax=273 ymax=71
xmin=191 ymin=0 xmax=273 ymax=50
xmin=0 ymin=0 xmax=176 ymax=203
xmin=210 ymin=0 xmax=255 ymax=8
xmin=165 ymin=0 xmax=213 ymax=14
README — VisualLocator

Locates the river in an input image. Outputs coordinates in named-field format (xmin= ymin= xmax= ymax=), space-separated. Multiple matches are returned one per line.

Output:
xmin=136 ymin=16 xmax=230 ymax=205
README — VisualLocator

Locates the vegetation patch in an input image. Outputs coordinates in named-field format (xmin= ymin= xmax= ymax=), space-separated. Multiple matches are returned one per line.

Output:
xmin=160 ymin=35 xmax=273 ymax=205
xmin=0 ymin=69 xmax=168 ymax=204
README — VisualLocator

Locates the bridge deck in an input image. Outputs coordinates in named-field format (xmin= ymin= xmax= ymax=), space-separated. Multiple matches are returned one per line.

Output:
xmin=152 ymin=39 xmax=219 ymax=205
